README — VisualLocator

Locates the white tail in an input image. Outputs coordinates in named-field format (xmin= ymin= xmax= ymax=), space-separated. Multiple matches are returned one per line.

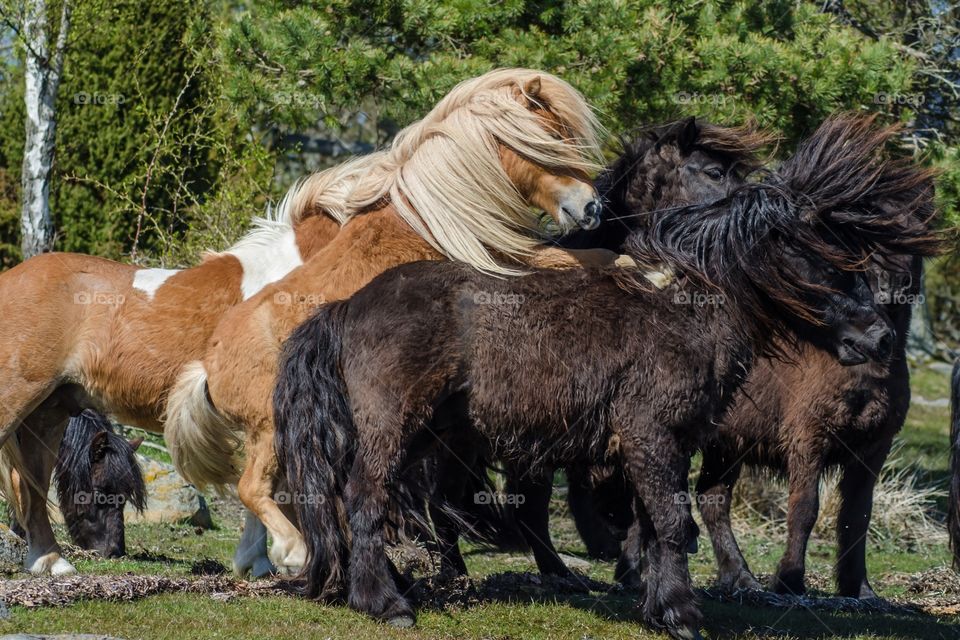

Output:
xmin=165 ymin=361 xmax=244 ymax=491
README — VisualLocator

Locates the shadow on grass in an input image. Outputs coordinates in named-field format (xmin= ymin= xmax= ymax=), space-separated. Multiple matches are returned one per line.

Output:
xmin=408 ymin=571 xmax=960 ymax=639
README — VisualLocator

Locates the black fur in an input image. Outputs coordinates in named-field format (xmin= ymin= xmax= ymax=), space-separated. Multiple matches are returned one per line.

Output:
xmin=274 ymin=116 xmax=939 ymax=638
xmin=54 ymin=410 xmax=145 ymax=557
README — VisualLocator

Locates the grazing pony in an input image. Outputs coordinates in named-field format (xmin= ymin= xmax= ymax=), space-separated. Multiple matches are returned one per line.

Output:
xmin=54 ymin=410 xmax=146 ymax=558
xmin=10 ymin=410 xmax=145 ymax=559
xmin=165 ymin=68 xmax=616 ymax=575
xmin=949 ymin=358 xmax=960 ymax=570
xmin=0 ymin=183 xmax=342 ymax=576
xmin=274 ymin=124 xmax=937 ymax=638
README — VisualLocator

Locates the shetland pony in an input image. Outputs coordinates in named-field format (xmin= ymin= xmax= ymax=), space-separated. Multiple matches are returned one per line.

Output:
xmin=274 ymin=131 xmax=938 ymax=638
xmin=10 ymin=410 xmax=145 ymax=559
xmin=165 ymin=69 xmax=617 ymax=575
xmin=54 ymin=410 xmax=146 ymax=557
xmin=0 ymin=196 xmax=340 ymax=576
xmin=563 ymin=117 xmax=941 ymax=598
xmin=436 ymin=117 xmax=773 ymax=579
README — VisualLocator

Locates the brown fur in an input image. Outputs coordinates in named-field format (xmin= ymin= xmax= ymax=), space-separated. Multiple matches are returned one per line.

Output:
xmin=168 ymin=78 xmax=615 ymax=575
xmin=0 ymin=212 xmax=340 ymax=575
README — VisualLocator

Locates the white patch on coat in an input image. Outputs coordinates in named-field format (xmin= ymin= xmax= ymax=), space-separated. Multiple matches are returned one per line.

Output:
xmin=132 ymin=268 xmax=181 ymax=300
xmin=227 ymin=226 xmax=303 ymax=299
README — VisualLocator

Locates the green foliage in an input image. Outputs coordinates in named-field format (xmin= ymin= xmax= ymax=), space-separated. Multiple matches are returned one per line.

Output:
xmin=0 ymin=0 xmax=273 ymax=266
xmin=222 ymin=0 xmax=916 ymax=147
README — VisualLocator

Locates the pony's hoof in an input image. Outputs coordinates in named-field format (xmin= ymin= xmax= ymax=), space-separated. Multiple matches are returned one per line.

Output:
xmin=387 ymin=615 xmax=415 ymax=628
xmin=251 ymin=556 xmax=277 ymax=578
xmin=51 ymin=557 xmax=77 ymax=576
xmin=28 ymin=553 xmax=76 ymax=576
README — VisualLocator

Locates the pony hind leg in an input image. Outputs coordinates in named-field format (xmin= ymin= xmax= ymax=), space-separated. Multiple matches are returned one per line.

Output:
xmin=236 ymin=429 xmax=305 ymax=576
xmin=835 ymin=437 xmax=892 ymax=599
xmin=233 ymin=509 xmax=275 ymax=578
xmin=346 ymin=410 xmax=425 ymax=627
xmin=617 ymin=419 xmax=702 ymax=640
xmin=695 ymin=444 xmax=760 ymax=591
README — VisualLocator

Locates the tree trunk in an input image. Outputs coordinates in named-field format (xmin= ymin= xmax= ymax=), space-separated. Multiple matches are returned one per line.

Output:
xmin=19 ymin=0 xmax=70 ymax=258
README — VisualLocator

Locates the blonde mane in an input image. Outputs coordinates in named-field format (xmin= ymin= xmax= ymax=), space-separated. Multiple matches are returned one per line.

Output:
xmin=283 ymin=68 xmax=604 ymax=275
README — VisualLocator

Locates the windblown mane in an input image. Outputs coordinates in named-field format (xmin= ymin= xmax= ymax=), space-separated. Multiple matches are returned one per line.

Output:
xmin=622 ymin=114 xmax=942 ymax=349
xmin=596 ymin=118 xmax=773 ymax=221
xmin=278 ymin=68 xmax=604 ymax=275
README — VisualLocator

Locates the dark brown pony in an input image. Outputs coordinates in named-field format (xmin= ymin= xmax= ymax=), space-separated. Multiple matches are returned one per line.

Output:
xmin=442 ymin=117 xmax=771 ymax=579
xmin=274 ymin=119 xmax=937 ymax=639
xmin=570 ymin=116 xmax=941 ymax=598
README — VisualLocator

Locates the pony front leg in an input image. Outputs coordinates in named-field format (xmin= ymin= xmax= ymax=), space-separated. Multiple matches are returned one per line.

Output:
xmin=232 ymin=509 xmax=275 ymax=578
xmin=20 ymin=417 xmax=76 ymax=576
xmin=237 ymin=435 xmax=306 ymax=576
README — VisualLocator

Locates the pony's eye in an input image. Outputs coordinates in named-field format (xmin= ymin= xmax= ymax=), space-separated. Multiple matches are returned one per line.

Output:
xmin=704 ymin=167 xmax=725 ymax=181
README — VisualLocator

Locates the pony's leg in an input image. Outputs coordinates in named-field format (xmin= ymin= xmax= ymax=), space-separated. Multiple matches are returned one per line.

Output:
xmin=510 ymin=470 xmax=582 ymax=584
xmin=614 ymin=517 xmax=647 ymax=591
xmin=835 ymin=438 xmax=892 ymax=599
xmin=20 ymin=413 xmax=73 ymax=575
xmin=232 ymin=509 xmax=275 ymax=578
xmin=770 ymin=441 xmax=824 ymax=596
xmin=695 ymin=444 xmax=760 ymax=591
xmin=567 ymin=471 xmax=622 ymax=560
xmin=345 ymin=425 xmax=416 ymax=626
xmin=618 ymin=421 xmax=701 ymax=640
xmin=236 ymin=429 xmax=305 ymax=575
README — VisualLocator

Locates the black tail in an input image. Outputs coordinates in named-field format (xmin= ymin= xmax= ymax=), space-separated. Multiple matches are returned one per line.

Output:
xmin=274 ymin=303 xmax=354 ymax=598
xmin=949 ymin=358 xmax=960 ymax=571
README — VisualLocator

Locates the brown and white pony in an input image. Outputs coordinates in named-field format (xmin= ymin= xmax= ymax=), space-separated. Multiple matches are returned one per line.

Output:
xmin=0 ymin=191 xmax=344 ymax=575
xmin=165 ymin=68 xmax=616 ymax=575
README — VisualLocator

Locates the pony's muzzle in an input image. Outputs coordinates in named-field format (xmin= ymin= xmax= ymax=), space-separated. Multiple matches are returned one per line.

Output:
xmin=838 ymin=320 xmax=894 ymax=365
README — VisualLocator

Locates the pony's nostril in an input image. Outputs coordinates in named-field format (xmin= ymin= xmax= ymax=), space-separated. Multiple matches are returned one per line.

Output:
xmin=584 ymin=200 xmax=602 ymax=220
xmin=878 ymin=332 xmax=893 ymax=356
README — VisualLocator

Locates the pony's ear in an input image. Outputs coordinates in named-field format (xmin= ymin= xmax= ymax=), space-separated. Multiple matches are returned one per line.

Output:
xmin=90 ymin=431 xmax=111 ymax=462
xmin=525 ymin=76 xmax=542 ymax=98
xmin=128 ymin=436 xmax=144 ymax=452
xmin=678 ymin=117 xmax=698 ymax=152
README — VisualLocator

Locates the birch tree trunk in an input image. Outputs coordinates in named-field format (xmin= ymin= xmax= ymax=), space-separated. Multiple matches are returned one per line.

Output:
xmin=18 ymin=0 xmax=70 ymax=258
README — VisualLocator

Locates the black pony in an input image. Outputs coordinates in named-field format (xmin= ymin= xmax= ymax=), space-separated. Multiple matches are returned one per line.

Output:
xmin=53 ymin=410 xmax=145 ymax=557
xmin=274 ymin=117 xmax=938 ymax=640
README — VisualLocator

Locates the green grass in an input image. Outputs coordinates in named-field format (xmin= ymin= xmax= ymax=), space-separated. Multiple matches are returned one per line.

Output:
xmin=1 ymin=363 xmax=958 ymax=639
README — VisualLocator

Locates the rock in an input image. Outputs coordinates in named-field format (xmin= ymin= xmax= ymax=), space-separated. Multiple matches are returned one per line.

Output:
xmin=911 ymin=395 xmax=950 ymax=408
xmin=558 ymin=553 xmax=592 ymax=572
xmin=928 ymin=361 xmax=955 ymax=376
xmin=0 ymin=524 xmax=26 ymax=569
xmin=47 ymin=454 xmax=211 ymax=528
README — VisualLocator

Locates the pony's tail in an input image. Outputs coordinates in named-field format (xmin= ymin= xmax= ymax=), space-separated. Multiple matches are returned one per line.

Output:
xmin=165 ymin=361 xmax=243 ymax=492
xmin=0 ymin=436 xmax=30 ymax=523
xmin=949 ymin=358 xmax=960 ymax=571
xmin=274 ymin=303 xmax=354 ymax=599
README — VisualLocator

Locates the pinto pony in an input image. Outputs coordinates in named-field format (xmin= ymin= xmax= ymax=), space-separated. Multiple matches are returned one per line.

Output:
xmin=165 ymin=68 xmax=616 ymax=575
xmin=274 ymin=125 xmax=938 ymax=638
xmin=0 ymin=194 xmax=340 ymax=576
